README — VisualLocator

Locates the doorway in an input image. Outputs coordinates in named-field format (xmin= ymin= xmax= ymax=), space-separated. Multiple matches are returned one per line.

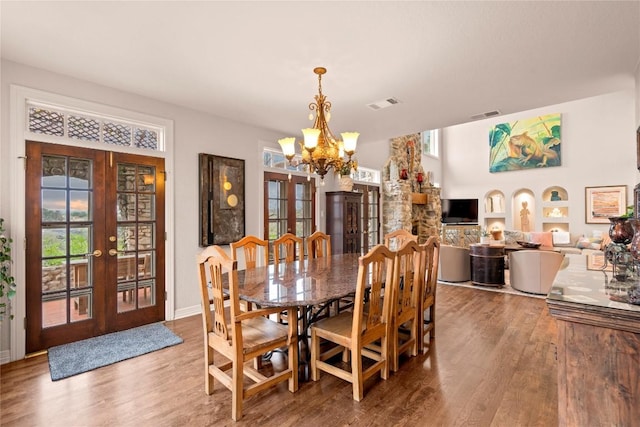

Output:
xmin=25 ymin=141 xmax=165 ymax=353
xmin=264 ymin=172 xmax=316 ymax=260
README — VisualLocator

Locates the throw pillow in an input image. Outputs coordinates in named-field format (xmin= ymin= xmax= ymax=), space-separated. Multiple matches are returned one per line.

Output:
xmin=504 ymin=230 xmax=524 ymax=244
xmin=576 ymin=236 xmax=603 ymax=250
xmin=529 ymin=231 xmax=553 ymax=247
xmin=552 ymin=231 xmax=571 ymax=246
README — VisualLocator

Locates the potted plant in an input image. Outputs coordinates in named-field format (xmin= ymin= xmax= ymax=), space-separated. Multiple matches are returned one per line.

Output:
xmin=0 ymin=218 xmax=17 ymax=320
xmin=480 ymin=228 xmax=491 ymax=244
xmin=337 ymin=161 xmax=356 ymax=191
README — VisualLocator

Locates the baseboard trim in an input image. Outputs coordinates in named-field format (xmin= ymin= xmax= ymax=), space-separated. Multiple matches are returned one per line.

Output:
xmin=0 ymin=349 xmax=11 ymax=365
xmin=174 ymin=305 xmax=200 ymax=320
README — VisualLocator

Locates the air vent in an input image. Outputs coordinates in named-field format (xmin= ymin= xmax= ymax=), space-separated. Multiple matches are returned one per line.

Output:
xmin=367 ymin=97 xmax=401 ymax=110
xmin=470 ymin=110 xmax=501 ymax=120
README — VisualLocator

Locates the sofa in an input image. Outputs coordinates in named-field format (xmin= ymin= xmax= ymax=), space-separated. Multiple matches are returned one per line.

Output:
xmin=502 ymin=230 xmax=608 ymax=255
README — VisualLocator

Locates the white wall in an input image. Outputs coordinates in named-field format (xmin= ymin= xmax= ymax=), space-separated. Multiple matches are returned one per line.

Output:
xmin=441 ymin=90 xmax=638 ymax=237
xmin=0 ymin=60 xmax=287 ymax=355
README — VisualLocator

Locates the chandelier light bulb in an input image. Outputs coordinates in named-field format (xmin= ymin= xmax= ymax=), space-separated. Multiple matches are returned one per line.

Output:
xmin=302 ymin=128 xmax=320 ymax=149
xmin=309 ymin=113 xmax=314 ymax=121
xmin=278 ymin=137 xmax=296 ymax=157
xmin=341 ymin=132 xmax=359 ymax=153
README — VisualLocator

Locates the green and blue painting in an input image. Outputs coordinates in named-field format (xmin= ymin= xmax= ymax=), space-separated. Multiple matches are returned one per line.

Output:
xmin=489 ymin=113 xmax=561 ymax=173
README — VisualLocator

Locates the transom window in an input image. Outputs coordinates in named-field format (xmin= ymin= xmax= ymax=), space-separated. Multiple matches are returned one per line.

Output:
xmin=27 ymin=103 xmax=163 ymax=151
xmin=263 ymin=147 xmax=381 ymax=184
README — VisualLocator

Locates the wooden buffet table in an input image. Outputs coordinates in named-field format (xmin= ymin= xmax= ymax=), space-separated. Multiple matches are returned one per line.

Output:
xmin=546 ymin=254 xmax=640 ymax=426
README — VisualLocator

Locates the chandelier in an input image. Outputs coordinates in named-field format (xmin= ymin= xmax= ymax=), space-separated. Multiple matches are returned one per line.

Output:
xmin=278 ymin=67 xmax=359 ymax=181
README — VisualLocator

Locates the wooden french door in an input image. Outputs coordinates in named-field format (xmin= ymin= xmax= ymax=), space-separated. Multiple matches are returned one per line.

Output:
xmin=264 ymin=172 xmax=316 ymax=260
xmin=25 ymin=141 xmax=165 ymax=353
xmin=354 ymin=183 xmax=381 ymax=253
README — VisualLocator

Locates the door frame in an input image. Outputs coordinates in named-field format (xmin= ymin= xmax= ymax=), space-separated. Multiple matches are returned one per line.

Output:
xmin=8 ymin=85 xmax=175 ymax=361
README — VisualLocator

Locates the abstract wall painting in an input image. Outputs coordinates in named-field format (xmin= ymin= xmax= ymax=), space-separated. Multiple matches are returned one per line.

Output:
xmin=489 ymin=113 xmax=561 ymax=173
xmin=199 ymin=153 xmax=245 ymax=246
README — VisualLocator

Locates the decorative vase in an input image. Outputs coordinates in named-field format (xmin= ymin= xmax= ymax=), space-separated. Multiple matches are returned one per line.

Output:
xmin=630 ymin=219 xmax=640 ymax=261
xmin=608 ymin=216 xmax=634 ymax=244
xmin=339 ymin=175 xmax=353 ymax=191
xmin=550 ymin=190 xmax=561 ymax=201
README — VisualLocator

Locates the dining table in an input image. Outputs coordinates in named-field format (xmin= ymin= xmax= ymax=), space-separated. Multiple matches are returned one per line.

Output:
xmin=225 ymin=252 xmax=364 ymax=379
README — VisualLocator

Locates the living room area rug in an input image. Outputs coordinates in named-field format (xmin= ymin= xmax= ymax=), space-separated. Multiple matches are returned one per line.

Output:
xmin=48 ymin=322 xmax=183 ymax=381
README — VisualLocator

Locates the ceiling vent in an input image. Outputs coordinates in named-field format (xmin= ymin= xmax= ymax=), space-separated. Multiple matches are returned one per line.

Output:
xmin=367 ymin=97 xmax=401 ymax=110
xmin=470 ymin=110 xmax=501 ymax=120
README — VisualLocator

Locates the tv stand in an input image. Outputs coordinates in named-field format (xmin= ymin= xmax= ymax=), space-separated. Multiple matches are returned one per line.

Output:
xmin=441 ymin=224 xmax=481 ymax=248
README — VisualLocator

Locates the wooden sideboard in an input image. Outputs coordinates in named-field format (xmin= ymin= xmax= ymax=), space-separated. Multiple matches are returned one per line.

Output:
xmin=546 ymin=254 xmax=640 ymax=426
xmin=325 ymin=191 xmax=362 ymax=255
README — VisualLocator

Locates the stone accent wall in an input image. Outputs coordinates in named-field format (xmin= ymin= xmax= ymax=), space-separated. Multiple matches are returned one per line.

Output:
xmin=382 ymin=133 xmax=441 ymax=243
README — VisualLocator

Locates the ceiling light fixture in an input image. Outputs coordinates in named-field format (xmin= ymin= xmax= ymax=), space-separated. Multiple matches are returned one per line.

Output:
xmin=278 ymin=67 xmax=359 ymax=182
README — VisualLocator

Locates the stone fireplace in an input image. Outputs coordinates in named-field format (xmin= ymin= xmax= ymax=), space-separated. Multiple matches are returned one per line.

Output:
xmin=382 ymin=133 xmax=441 ymax=243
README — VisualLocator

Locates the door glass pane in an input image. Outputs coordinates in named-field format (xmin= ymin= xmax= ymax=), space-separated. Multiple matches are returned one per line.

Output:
xmin=137 ymin=166 xmax=156 ymax=192
xmin=71 ymin=291 xmax=92 ymax=321
xmin=69 ymin=190 xmax=90 ymax=222
xmin=42 ymin=293 xmax=67 ymax=328
xmin=42 ymin=156 xmax=67 ymax=187
xmin=137 ymin=194 xmax=154 ymax=220
xmin=42 ymin=227 xmax=67 ymax=258
xmin=69 ymin=227 xmax=90 ymax=256
xmin=42 ymin=190 xmax=67 ymax=221
xmin=117 ymin=194 xmax=136 ymax=221
xmin=68 ymin=158 xmax=91 ymax=189
xmin=138 ymin=224 xmax=155 ymax=250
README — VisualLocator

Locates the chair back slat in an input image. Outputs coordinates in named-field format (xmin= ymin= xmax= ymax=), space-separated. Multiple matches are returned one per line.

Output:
xmin=395 ymin=240 xmax=421 ymax=318
xmin=307 ymin=231 xmax=332 ymax=259
xmin=384 ymin=229 xmax=418 ymax=251
xmin=230 ymin=235 xmax=269 ymax=269
xmin=274 ymin=233 xmax=304 ymax=263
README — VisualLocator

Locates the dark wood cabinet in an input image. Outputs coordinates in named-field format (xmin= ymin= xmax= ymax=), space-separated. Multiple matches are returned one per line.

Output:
xmin=326 ymin=191 xmax=362 ymax=254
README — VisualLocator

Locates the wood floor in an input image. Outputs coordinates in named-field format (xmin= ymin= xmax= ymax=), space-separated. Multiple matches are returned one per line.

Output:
xmin=0 ymin=284 xmax=558 ymax=426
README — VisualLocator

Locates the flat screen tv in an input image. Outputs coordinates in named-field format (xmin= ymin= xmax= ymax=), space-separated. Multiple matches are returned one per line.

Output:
xmin=441 ymin=199 xmax=479 ymax=224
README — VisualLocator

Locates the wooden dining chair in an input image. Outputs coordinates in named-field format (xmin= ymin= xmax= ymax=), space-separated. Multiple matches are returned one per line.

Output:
xmin=388 ymin=239 xmax=422 ymax=372
xmin=273 ymin=233 xmax=304 ymax=263
xmin=310 ymin=244 xmax=396 ymax=401
xmin=230 ymin=235 xmax=269 ymax=269
xmin=419 ymin=236 xmax=440 ymax=353
xmin=306 ymin=231 xmax=332 ymax=259
xmin=384 ymin=229 xmax=418 ymax=251
xmin=196 ymin=245 xmax=298 ymax=421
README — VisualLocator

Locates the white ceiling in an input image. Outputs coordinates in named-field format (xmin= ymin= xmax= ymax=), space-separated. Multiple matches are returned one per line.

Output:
xmin=2 ymin=1 xmax=639 ymax=143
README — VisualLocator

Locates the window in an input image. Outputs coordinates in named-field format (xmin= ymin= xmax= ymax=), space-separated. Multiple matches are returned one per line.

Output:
xmin=352 ymin=166 xmax=381 ymax=184
xmin=27 ymin=103 xmax=163 ymax=151
xmin=422 ymin=129 xmax=439 ymax=158
xmin=263 ymin=148 xmax=306 ymax=173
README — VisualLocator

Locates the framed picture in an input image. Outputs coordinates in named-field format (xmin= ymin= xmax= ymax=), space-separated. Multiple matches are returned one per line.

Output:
xmin=199 ymin=153 xmax=245 ymax=246
xmin=489 ymin=113 xmax=561 ymax=173
xmin=585 ymin=185 xmax=627 ymax=224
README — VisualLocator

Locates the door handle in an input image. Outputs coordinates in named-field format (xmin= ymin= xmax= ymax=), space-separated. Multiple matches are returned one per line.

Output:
xmin=108 ymin=249 xmax=119 ymax=256
xmin=85 ymin=249 xmax=103 ymax=258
